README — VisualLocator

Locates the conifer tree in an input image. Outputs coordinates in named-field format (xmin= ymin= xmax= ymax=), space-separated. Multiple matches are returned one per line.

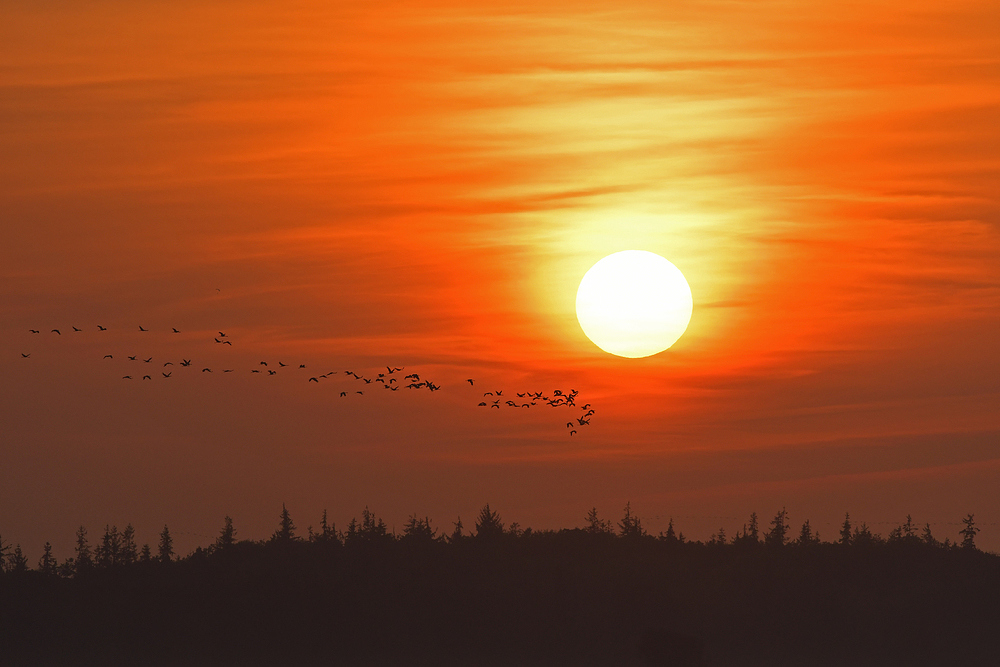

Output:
xmin=839 ymin=513 xmax=852 ymax=545
xmin=618 ymin=502 xmax=644 ymax=539
xmin=959 ymin=514 xmax=979 ymax=550
xmin=360 ymin=507 xmax=390 ymax=542
xmin=316 ymin=509 xmax=338 ymax=544
xmin=272 ymin=504 xmax=297 ymax=542
xmin=158 ymin=525 xmax=174 ymax=562
xmin=660 ymin=518 xmax=678 ymax=543
xmin=449 ymin=517 xmax=465 ymax=543
xmin=474 ymin=504 xmax=505 ymax=540
xmin=121 ymin=524 xmax=138 ymax=565
xmin=74 ymin=526 xmax=92 ymax=574
xmin=140 ymin=544 xmax=152 ymax=563
xmin=216 ymin=516 xmax=237 ymax=549
xmin=765 ymin=508 xmax=789 ymax=547
xmin=797 ymin=519 xmax=819 ymax=546
xmin=10 ymin=545 xmax=28 ymax=573
xmin=746 ymin=512 xmax=759 ymax=542
xmin=921 ymin=523 xmax=938 ymax=546
xmin=38 ymin=542 xmax=57 ymax=575
xmin=585 ymin=507 xmax=614 ymax=535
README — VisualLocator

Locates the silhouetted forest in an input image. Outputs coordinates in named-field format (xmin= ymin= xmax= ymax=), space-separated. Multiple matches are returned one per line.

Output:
xmin=2 ymin=504 xmax=997 ymax=666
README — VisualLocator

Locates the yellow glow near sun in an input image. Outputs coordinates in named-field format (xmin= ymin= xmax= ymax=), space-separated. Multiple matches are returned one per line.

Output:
xmin=576 ymin=250 xmax=693 ymax=358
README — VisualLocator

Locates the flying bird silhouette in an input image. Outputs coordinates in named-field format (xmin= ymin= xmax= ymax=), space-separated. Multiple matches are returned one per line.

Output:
xmin=143 ymin=358 xmax=152 ymax=363
xmin=29 ymin=329 xmax=39 ymax=334
xmin=202 ymin=368 xmax=212 ymax=372
xmin=104 ymin=355 xmax=113 ymax=359
xmin=128 ymin=356 xmax=137 ymax=361
xmin=180 ymin=359 xmax=192 ymax=366
xmin=139 ymin=326 xmax=147 ymax=332
xmin=172 ymin=328 xmax=180 ymax=333
xmin=340 ymin=392 xmax=347 ymax=397
xmin=163 ymin=362 xmax=173 ymax=366
xmin=309 ymin=377 xmax=319 ymax=383
xmin=21 ymin=353 xmax=30 ymax=358
xmin=51 ymin=329 xmax=60 ymax=335
xmin=162 ymin=372 xmax=171 ymax=378
xmin=97 ymin=325 xmax=106 ymax=331
xmin=467 ymin=379 xmax=475 ymax=385
xmin=142 ymin=375 xmax=151 ymax=380
xmin=72 ymin=327 xmax=81 ymax=332
xmin=122 ymin=376 xmax=132 ymax=379
xmin=267 ymin=370 xmax=276 ymax=375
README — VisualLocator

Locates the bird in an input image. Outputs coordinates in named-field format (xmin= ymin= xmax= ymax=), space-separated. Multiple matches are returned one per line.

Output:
xmin=142 ymin=375 xmax=151 ymax=380
xmin=260 ymin=361 xmax=267 ymax=366
xmin=566 ymin=422 xmax=574 ymax=428
xmin=340 ymin=392 xmax=347 ymax=397
xmin=104 ymin=355 xmax=113 ymax=359
xmin=218 ymin=331 xmax=226 ymax=337
xmin=299 ymin=364 xmax=306 ymax=369
xmin=123 ymin=375 xmax=132 ymax=379
xmin=491 ymin=402 xmax=500 ymax=409
xmin=172 ymin=328 xmax=180 ymax=333
xmin=180 ymin=359 xmax=192 ymax=366
xmin=363 ymin=378 xmax=371 ymax=384
xmin=223 ymin=369 xmax=234 ymax=373
xmin=163 ymin=372 xmax=172 ymax=378
xmin=214 ymin=338 xmax=222 ymax=343
xmin=278 ymin=362 xmax=286 ymax=367
xmin=495 ymin=390 xmax=503 ymax=396
xmin=484 ymin=391 xmax=493 ymax=396
xmin=268 ymin=370 xmax=276 ymax=375
xmin=356 ymin=391 xmax=363 ymax=395
xmin=202 ymin=368 xmax=212 ymax=372
xmin=577 ymin=418 xmax=589 ymax=426
xmin=51 ymin=329 xmax=60 ymax=335
xmin=163 ymin=362 xmax=173 ymax=366
xmin=21 ymin=353 xmax=30 ymax=358
xmin=128 ymin=356 xmax=137 ymax=361
xmin=309 ymin=377 xmax=319 ymax=383
xmin=138 ymin=326 xmax=147 ymax=332
xmin=29 ymin=329 xmax=39 ymax=334
xmin=467 ymin=379 xmax=475 ymax=385
xmin=581 ymin=404 xmax=591 ymax=411
xmin=222 ymin=340 xmax=232 ymax=346
xmin=143 ymin=357 xmax=152 ymax=363
xmin=251 ymin=370 xmax=260 ymax=373
xmin=478 ymin=402 xmax=487 ymax=407
xmin=569 ymin=430 xmax=577 ymax=436
xmin=387 ymin=366 xmax=403 ymax=373
xmin=97 ymin=325 xmax=106 ymax=331
xmin=72 ymin=326 xmax=81 ymax=332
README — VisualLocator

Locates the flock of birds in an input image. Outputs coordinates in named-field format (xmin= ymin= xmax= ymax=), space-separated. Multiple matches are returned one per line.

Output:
xmin=18 ymin=324 xmax=595 ymax=435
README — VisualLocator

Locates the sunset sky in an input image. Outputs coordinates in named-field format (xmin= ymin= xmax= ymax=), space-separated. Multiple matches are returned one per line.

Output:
xmin=3 ymin=0 xmax=998 ymax=557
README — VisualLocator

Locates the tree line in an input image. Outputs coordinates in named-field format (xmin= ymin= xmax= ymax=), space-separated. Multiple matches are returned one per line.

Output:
xmin=0 ymin=502 xmax=985 ymax=577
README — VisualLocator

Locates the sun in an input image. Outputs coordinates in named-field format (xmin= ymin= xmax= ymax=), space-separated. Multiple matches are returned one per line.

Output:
xmin=575 ymin=250 xmax=693 ymax=358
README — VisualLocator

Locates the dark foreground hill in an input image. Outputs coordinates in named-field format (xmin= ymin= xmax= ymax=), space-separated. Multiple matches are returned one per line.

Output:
xmin=3 ymin=530 xmax=999 ymax=666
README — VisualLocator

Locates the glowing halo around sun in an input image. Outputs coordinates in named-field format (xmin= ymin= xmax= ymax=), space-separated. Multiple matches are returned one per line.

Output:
xmin=575 ymin=250 xmax=693 ymax=358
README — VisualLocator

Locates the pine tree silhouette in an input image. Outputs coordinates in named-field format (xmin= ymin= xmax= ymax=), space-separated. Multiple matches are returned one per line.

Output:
xmin=158 ymin=525 xmax=174 ymax=562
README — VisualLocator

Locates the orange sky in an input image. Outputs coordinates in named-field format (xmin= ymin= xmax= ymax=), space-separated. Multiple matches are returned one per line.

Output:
xmin=2 ymin=0 xmax=999 ymax=557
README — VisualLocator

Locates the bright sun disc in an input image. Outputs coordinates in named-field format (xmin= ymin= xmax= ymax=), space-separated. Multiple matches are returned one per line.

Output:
xmin=576 ymin=250 xmax=693 ymax=358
